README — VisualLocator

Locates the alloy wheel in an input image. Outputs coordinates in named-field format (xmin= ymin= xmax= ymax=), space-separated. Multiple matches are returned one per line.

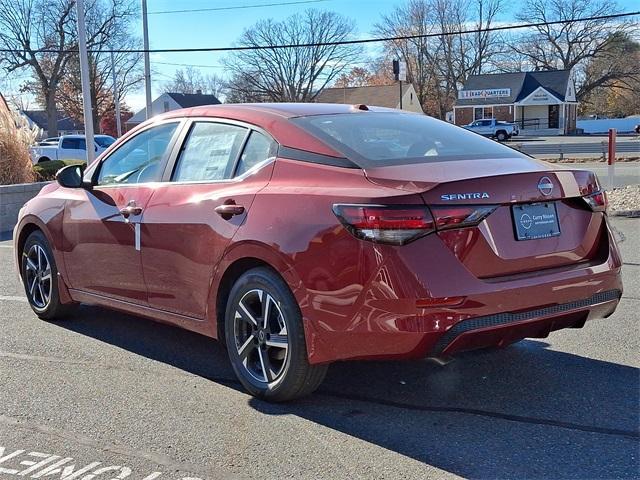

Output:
xmin=233 ymin=288 xmax=289 ymax=384
xmin=24 ymin=244 xmax=52 ymax=310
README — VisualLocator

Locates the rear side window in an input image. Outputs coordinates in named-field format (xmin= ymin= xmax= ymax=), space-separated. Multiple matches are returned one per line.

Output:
xmin=61 ymin=138 xmax=85 ymax=150
xmin=235 ymin=131 xmax=276 ymax=176
xmin=292 ymin=113 xmax=527 ymax=167
xmin=173 ymin=122 xmax=247 ymax=182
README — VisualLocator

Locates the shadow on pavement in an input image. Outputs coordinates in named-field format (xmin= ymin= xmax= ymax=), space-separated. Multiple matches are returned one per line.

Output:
xmin=58 ymin=304 xmax=639 ymax=479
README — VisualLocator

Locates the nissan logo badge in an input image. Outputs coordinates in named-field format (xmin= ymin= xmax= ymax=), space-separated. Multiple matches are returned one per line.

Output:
xmin=538 ymin=176 xmax=553 ymax=196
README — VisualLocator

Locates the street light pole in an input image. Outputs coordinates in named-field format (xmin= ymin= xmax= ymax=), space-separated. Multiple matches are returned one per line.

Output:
xmin=141 ymin=0 xmax=152 ymax=120
xmin=75 ymin=0 xmax=95 ymax=164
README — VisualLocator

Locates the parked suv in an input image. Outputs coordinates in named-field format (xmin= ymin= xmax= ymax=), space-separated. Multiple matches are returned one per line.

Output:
xmin=463 ymin=119 xmax=518 ymax=141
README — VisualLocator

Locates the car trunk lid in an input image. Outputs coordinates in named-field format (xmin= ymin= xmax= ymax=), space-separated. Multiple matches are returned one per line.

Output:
xmin=363 ymin=159 xmax=607 ymax=278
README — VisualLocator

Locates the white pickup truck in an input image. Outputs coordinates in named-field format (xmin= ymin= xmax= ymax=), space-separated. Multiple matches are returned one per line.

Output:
xmin=29 ymin=134 xmax=116 ymax=164
xmin=462 ymin=119 xmax=519 ymax=142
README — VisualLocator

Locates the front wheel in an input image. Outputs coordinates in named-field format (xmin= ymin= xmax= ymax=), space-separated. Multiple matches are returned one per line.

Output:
xmin=21 ymin=230 xmax=76 ymax=320
xmin=225 ymin=267 xmax=328 ymax=402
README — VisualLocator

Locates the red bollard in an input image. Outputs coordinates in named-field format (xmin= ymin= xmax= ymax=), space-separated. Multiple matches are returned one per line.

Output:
xmin=607 ymin=128 xmax=616 ymax=190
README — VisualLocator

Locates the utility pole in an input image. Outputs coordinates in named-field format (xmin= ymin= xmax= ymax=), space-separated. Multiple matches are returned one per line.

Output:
xmin=142 ymin=0 xmax=152 ymax=119
xmin=75 ymin=0 xmax=95 ymax=164
xmin=110 ymin=51 xmax=122 ymax=137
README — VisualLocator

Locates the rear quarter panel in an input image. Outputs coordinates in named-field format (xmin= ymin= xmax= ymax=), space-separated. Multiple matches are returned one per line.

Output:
xmin=212 ymin=158 xmax=428 ymax=363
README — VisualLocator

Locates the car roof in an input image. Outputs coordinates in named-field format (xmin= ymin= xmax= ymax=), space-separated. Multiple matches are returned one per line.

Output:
xmin=127 ymin=103 xmax=405 ymax=159
xmin=157 ymin=102 xmax=400 ymax=122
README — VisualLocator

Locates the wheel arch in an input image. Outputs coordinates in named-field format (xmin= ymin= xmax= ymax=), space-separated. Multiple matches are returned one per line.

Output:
xmin=14 ymin=216 xmax=73 ymax=304
xmin=209 ymin=241 xmax=304 ymax=341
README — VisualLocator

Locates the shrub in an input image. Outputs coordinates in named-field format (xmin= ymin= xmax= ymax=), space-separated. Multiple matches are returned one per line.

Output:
xmin=0 ymin=107 xmax=39 ymax=185
xmin=33 ymin=159 xmax=86 ymax=181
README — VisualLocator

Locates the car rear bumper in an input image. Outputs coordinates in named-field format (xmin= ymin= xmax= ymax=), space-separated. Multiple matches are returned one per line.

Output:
xmin=430 ymin=289 xmax=620 ymax=357
xmin=301 ymin=224 xmax=623 ymax=364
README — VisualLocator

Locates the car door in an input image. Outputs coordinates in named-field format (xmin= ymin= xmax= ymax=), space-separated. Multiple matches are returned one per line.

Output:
xmin=140 ymin=120 xmax=277 ymax=319
xmin=62 ymin=121 xmax=183 ymax=304
xmin=59 ymin=137 xmax=82 ymax=160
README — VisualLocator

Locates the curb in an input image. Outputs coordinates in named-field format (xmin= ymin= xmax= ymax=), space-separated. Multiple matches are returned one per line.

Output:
xmin=610 ymin=210 xmax=640 ymax=218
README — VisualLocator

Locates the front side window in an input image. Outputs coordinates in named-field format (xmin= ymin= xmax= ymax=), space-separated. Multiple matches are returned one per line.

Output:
xmin=292 ymin=112 xmax=527 ymax=167
xmin=172 ymin=122 xmax=247 ymax=182
xmin=97 ymin=122 xmax=179 ymax=185
xmin=235 ymin=131 xmax=276 ymax=176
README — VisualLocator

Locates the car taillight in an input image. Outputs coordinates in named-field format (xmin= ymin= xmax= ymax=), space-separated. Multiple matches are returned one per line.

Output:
xmin=332 ymin=204 xmax=435 ymax=245
xmin=583 ymin=190 xmax=607 ymax=212
xmin=430 ymin=205 xmax=498 ymax=230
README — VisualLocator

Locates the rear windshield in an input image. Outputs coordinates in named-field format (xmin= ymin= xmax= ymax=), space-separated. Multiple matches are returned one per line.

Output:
xmin=292 ymin=112 xmax=527 ymax=167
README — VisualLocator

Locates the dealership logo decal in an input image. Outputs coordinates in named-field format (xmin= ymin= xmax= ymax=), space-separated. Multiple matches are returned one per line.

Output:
xmin=537 ymin=177 xmax=553 ymax=196
xmin=520 ymin=213 xmax=533 ymax=230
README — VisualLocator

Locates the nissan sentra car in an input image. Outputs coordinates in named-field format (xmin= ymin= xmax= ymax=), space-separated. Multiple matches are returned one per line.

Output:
xmin=14 ymin=103 xmax=622 ymax=401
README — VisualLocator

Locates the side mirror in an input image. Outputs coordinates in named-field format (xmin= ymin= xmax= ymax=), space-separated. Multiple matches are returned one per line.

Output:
xmin=56 ymin=164 xmax=88 ymax=189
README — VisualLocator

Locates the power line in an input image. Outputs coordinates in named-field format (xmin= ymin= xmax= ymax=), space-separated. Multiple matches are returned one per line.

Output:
xmin=148 ymin=0 xmax=329 ymax=15
xmin=1 ymin=11 xmax=637 ymax=54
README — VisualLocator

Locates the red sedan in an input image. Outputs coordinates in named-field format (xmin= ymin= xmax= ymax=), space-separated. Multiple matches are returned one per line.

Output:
xmin=14 ymin=103 xmax=622 ymax=401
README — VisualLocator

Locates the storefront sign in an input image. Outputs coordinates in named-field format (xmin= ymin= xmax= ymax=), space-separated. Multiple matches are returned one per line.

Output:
xmin=458 ymin=88 xmax=511 ymax=100
xmin=519 ymin=87 xmax=561 ymax=105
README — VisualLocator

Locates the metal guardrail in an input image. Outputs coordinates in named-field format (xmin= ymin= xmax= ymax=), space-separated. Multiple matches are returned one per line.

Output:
xmin=511 ymin=140 xmax=640 ymax=159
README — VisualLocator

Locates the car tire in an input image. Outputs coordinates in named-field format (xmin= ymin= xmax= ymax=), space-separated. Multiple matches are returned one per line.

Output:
xmin=224 ymin=267 xmax=328 ymax=402
xmin=496 ymin=131 xmax=508 ymax=142
xmin=21 ymin=230 xmax=76 ymax=321
xmin=38 ymin=157 xmax=50 ymax=163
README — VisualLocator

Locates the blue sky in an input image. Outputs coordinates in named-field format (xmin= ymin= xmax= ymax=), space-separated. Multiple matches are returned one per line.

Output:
xmin=125 ymin=0 xmax=639 ymax=110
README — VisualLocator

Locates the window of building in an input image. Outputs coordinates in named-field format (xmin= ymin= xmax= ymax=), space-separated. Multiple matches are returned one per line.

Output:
xmin=474 ymin=106 xmax=494 ymax=120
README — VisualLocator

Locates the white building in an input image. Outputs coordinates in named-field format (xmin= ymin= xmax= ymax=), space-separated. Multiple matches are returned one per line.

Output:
xmin=127 ymin=92 xmax=222 ymax=127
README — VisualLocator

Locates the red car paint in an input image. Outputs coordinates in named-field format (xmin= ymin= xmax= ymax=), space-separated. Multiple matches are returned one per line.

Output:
xmin=14 ymin=104 xmax=622 ymax=364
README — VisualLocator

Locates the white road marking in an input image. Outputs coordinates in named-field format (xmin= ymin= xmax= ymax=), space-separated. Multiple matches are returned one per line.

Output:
xmin=0 ymin=444 xmax=205 ymax=480
xmin=0 ymin=295 xmax=27 ymax=303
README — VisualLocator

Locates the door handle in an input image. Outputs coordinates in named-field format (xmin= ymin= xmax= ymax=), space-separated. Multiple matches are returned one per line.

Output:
xmin=214 ymin=204 xmax=245 ymax=218
xmin=119 ymin=201 xmax=143 ymax=219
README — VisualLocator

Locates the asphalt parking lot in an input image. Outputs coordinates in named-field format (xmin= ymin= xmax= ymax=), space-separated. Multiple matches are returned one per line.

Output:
xmin=0 ymin=218 xmax=638 ymax=480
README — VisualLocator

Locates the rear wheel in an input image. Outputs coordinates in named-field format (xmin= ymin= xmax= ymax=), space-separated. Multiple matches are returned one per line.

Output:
xmin=496 ymin=131 xmax=508 ymax=142
xmin=21 ymin=230 xmax=76 ymax=320
xmin=38 ymin=157 xmax=51 ymax=163
xmin=225 ymin=267 xmax=328 ymax=402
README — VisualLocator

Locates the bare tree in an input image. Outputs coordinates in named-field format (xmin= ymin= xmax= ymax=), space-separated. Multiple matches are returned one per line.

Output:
xmin=579 ymin=35 xmax=640 ymax=116
xmin=332 ymin=66 xmax=391 ymax=88
xmin=0 ymin=0 xmax=76 ymax=136
xmin=56 ymin=0 xmax=142 ymax=131
xmin=164 ymin=66 xmax=225 ymax=98
xmin=510 ymin=0 xmax=638 ymax=99
xmin=374 ymin=0 xmax=504 ymax=118
xmin=0 ymin=0 xmax=141 ymax=135
xmin=224 ymin=9 xmax=362 ymax=102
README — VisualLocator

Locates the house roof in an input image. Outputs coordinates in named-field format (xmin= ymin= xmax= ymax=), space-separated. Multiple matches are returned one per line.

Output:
xmin=315 ymin=84 xmax=412 ymax=109
xmin=166 ymin=92 xmax=221 ymax=108
xmin=22 ymin=110 xmax=84 ymax=131
xmin=456 ymin=70 xmax=572 ymax=106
